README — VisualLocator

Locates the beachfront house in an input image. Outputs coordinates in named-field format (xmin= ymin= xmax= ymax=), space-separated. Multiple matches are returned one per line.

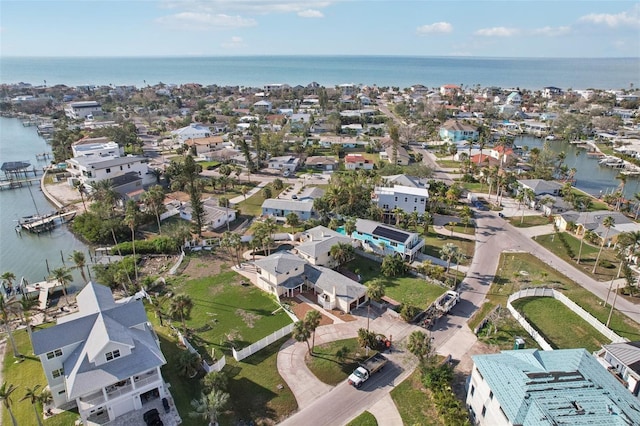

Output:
xmin=30 ymin=282 xmax=168 ymax=425
xmin=71 ymin=137 xmax=122 ymax=158
xmin=253 ymin=251 xmax=367 ymax=312
xmin=65 ymin=101 xmax=102 ymax=120
xmin=350 ymin=219 xmax=425 ymax=262
xmin=66 ymin=155 xmax=153 ymax=187
xmin=466 ymin=348 xmax=640 ymax=425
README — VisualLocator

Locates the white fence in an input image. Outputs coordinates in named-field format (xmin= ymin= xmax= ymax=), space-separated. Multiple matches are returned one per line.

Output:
xmin=232 ymin=323 xmax=295 ymax=362
xmin=168 ymin=250 xmax=185 ymax=275
xmin=507 ymin=287 xmax=628 ymax=351
xmin=177 ymin=330 xmax=226 ymax=373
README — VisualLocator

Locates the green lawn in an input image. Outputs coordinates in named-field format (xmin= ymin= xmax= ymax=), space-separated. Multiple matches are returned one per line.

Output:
xmin=469 ymin=253 xmax=640 ymax=344
xmin=443 ymin=222 xmax=476 ymax=236
xmin=236 ymin=183 xmax=285 ymax=216
xmin=422 ymin=232 xmax=475 ymax=266
xmin=390 ymin=368 xmax=440 ymax=426
xmin=508 ymin=214 xmax=553 ymax=228
xmin=458 ymin=182 xmax=488 ymax=193
xmin=305 ymin=338 xmax=371 ymax=386
xmin=511 ymin=297 xmax=609 ymax=352
xmin=344 ymin=256 xmax=447 ymax=309
xmin=436 ymin=159 xmax=462 ymax=169
xmin=347 ymin=411 xmax=378 ymax=426
xmin=2 ymin=327 xmax=80 ymax=426
xmin=534 ymin=232 xmax=619 ymax=281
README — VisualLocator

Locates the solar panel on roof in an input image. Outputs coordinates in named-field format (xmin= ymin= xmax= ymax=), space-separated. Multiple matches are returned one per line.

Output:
xmin=372 ymin=226 xmax=408 ymax=243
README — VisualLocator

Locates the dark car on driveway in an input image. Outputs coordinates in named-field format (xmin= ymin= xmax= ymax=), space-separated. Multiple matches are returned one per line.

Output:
xmin=143 ymin=408 xmax=164 ymax=426
xmin=498 ymin=212 xmax=505 ymax=218
xmin=162 ymin=397 xmax=170 ymax=413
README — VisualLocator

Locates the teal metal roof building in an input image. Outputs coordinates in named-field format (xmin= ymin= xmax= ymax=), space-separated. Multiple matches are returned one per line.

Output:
xmin=466 ymin=348 xmax=640 ymax=425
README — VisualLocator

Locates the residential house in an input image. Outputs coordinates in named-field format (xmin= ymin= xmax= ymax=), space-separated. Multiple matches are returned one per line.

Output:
xmin=253 ymin=251 xmax=367 ymax=312
xmin=489 ymin=145 xmax=515 ymax=165
xmin=267 ymin=155 xmax=300 ymax=173
xmin=440 ymin=84 xmax=461 ymax=97
xmin=72 ymin=137 xmax=122 ymax=158
xmin=109 ymin=172 xmax=144 ymax=201
xmin=184 ymin=135 xmax=226 ymax=157
xmin=180 ymin=198 xmax=236 ymax=231
xmin=554 ymin=210 xmax=640 ymax=244
xmin=381 ymin=174 xmax=429 ymax=189
xmin=66 ymin=155 xmax=152 ymax=187
xmin=171 ymin=123 xmax=212 ymax=143
xmin=253 ymin=100 xmax=272 ymax=113
xmin=372 ymin=185 xmax=429 ymax=217
xmin=350 ymin=219 xmax=425 ymax=261
xmin=341 ymin=123 xmax=364 ymax=136
xmin=382 ymin=145 xmax=410 ymax=166
xmin=506 ymin=92 xmax=522 ymax=106
xmin=439 ymin=120 xmax=479 ymax=143
xmin=517 ymin=179 xmax=564 ymax=197
xmin=261 ymin=199 xmax=314 ymax=221
xmin=542 ymin=86 xmax=563 ymax=98
xmin=498 ymin=104 xmax=519 ymax=116
xmin=466 ymin=348 xmax=640 ymax=425
xmin=344 ymin=154 xmax=374 ymax=171
xmin=594 ymin=341 xmax=640 ymax=399
xmin=65 ymin=101 xmax=102 ymax=120
xmin=296 ymin=225 xmax=353 ymax=267
xmin=296 ymin=187 xmax=326 ymax=203
xmin=30 ymin=282 xmax=168 ymax=425
xmin=305 ymin=156 xmax=339 ymax=171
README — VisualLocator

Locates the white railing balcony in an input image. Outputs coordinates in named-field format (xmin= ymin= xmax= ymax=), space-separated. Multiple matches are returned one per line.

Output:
xmin=134 ymin=373 xmax=161 ymax=389
xmin=106 ymin=384 xmax=133 ymax=400
xmin=78 ymin=393 xmax=106 ymax=410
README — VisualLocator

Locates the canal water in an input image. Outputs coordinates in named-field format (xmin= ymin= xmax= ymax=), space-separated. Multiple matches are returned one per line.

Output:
xmin=0 ymin=117 xmax=88 ymax=291
xmin=516 ymin=135 xmax=640 ymax=200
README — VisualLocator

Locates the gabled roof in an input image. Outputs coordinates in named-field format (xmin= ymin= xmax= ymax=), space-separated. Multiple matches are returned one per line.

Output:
xmin=297 ymin=234 xmax=351 ymax=259
xmin=262 ymin=199 xmax=314 ymax=212
xmin=518 ymin=179 xmax=564 ymax=195
xmin=441 ymin=119 xmax=477 ymax=132
xmin=382 ymin=174 xmax=428 ymax=188
xmin=254 ymin=251 xmax=307 ymax=275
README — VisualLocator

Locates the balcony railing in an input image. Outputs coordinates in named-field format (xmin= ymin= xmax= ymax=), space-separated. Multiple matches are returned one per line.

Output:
xmin=106 ymin=383 xmax=133 ymax=400
xmin=133 ymin=373 xmax=161 ymax=389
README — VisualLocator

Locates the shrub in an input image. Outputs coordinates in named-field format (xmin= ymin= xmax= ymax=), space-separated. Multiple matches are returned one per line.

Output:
xmin=400 ymin=304 xmax=421 ymax=322
xmin=111 ymin=236 xmax=180 ymax=255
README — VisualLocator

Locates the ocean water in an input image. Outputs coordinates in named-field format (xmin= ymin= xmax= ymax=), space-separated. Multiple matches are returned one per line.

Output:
xmin=1 ymin=56 xmax=638 ymax=90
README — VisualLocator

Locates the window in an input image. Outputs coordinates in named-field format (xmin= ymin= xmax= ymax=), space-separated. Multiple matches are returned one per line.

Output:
xmin=105 ymin=168 xmax=111 ymax=174
xmin=414 ymin=198 xmax=418 ymax=203
xmin=46 ymin=349 xmax=63 ymax=359
xmin=52 ymin=368 xmax=64 ymax=378
xmin=489 ymin=391 xmax=493 ymax=400
xmin=105 ymin=349 xmax=121 ymax=361
xmin=404 ymin=197 xmax=408 ymax=202
xmin=470 ymin=385 xmax=475 ymax=396
xmin=58 ymin=390 xmax=66 ymax=395
xmin=394 ymin=196 xmax=398 ymax=202
xmin=481 ymin=405 xmax=486 ymax=417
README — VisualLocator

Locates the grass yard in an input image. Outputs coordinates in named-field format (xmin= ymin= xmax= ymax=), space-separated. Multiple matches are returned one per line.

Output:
xmin=511 ymin=297 xmax=609 ymax=352
xmin=458 ymin=182 xmax=488 ymax=193
xmin=443 ymin=222 xmax=476 ymax=236
xmin=508 ymin=214 xmax=553 ymax=228
xmin=436 ymin=159 xmax=462 ymax=169
xmin=305 ymin=338 xmax=371 ymax=386
xmin=236 ymin=183 xmax=285 ymax=216
xmin=390 ymin=368 xmax=440 ymax=426
xmin=344 ymin=256 xmax=447 ymax=309
xmin=2 ymin=328 xmax=80 ymax=426
xmin=469 ymin=253 xmax=640 ymax=343
xmin=535 ymin=232 xmax=619 ymax=281
xmin=422 ymin=232 xmax=475 ymax=266
xmin=346 ymin=411 xmax=378 ymax=426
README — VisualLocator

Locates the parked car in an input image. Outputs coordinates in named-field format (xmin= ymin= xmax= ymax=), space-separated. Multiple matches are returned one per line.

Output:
xmin=143 ymin=408 xmax=164 ymax=426
xmin=498 ymin=212 xmax=505 ymax=218
xmin=291 ymin=194 xmax=298 ymax=199
xmin=162 ymin=397 xmax=170 ymax=413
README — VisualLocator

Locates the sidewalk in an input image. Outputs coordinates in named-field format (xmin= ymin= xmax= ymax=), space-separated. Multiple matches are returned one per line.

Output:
xmin=229 ymin=180 xmax=268 ymax=205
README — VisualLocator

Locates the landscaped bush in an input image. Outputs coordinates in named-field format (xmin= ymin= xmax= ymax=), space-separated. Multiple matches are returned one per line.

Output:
xmin=111 ymin=236 xmax=181 ymax=255
xmin=72 ymin=212 xmax=129 ymax=244
xmin=400 ymin=304 xmax=421 ymax=322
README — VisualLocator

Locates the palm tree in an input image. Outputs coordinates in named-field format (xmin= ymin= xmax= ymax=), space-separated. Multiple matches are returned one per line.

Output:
xmin=73 ymin=181 xmax=87 ymax=212
xmin=124 ymin=199 xmax=140 ymax=282
xmin=0 ymin=295 xmax=21 ymax=358
xmin=176 ymin=350 xmax=201 ymax=378
xmin=1 ymin=272 xmax=16 ymax=294
xmin=407 ymin=330 xmax=432 ymax=363
xmin=150 ymin=294 xmax=168 ymax=326
xmin=329 ymin=242 xmax=355 ymax=269
xmin=189 ymin=389 xmax=229 ymax=426
xmin=292 ymin=320 xmax=311 ymax=352
xmin=69 ymin=250 xmax=88 ymax=283
xmin=440 ymin=243 xmax=461 ymax=272
xmin=576 ymin=224 xmax=587 ymax=264
xmin=593 ymin=216 xmax=615 ymax=274
xmin=50 ymin=266 xmax=73 ymax=305
xmin=21 ymin=384 xmax=43 ymax=426
xmin=365 ymin=279 xmax=386 ymax=331
xmin=170 ymin=294 xmax=194 ymax=333
xmin=304 ymin=310 xmax=322 ymax=354
xmin=0 ymin=382 xmax=18 ymax=426
xmin=142 ymin=185 xmax=166 ymax=234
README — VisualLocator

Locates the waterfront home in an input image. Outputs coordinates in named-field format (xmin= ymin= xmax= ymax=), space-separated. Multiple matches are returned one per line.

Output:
xmin=261 ymin=199 xmax=314 ymax=222
xmin=296 ymin=225 xmax=353 ymax=267
xmin=489 ymin=145 xmax=516 ymax=165
xmin=372 ymin=184 xmax=429 ymax=217
xmin=517 ymin=179 xmax=564 ymax=197
xmin=594 ymin=341 xmax=640 ymax=400
xmin=440 ymin=84 xmax=461 ymax=97
xmin=180 ymin=198 xmax=236 ymax=231
xmin=350 ymin=219 xmax=425 ymax=262
xmin=31 ymin=282 xmax=168 ymax=425
xmin=438 ymin=119 xmax=479 ymax=142
xmin=254 ymin=251 xmax=367 ymax=312
xmin=304 ymin=155 xmax=339 ymax=171
xmin=506 ymin=92 xmax=522 ymax=106
xmin=554 ymin=210 xmax=640 ymax=244
xmin=171 ymin=123 xmax=211 ymax=143
xmin=65 ymin=101 xmax=102 ymax=120
xmin=466 ymin=348 xmax=640 ymax=425
xmin=71 ymin=137 xmax=122 ymax=158
xmin=542 ymin=86 xmax=563 ymax=98
xmin=344 ymin=153 xmax=374 ymax=171
xmin=66 ymin=155 xmax=152 ymax=187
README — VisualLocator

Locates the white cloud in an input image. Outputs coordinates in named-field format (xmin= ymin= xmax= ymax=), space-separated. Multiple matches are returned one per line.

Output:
xmin=416 ymin=22 xmax=453 ymax=35
xmin=221 ymin=36 xmax=246 ymax=49
xmin=475 ymin=27 xmax=520 ymax=37
xmin=160 ymin=1 xmax=332 ymax=15
xmin=579 ymin=6 xmax=640 ymax=28
xmin=155 ymin=12 xmax=257 ymax=30
xmin=298 ymin=9 xmax=324 ymax=18
xmin=531 ymin=26 xmax=571 ymax=37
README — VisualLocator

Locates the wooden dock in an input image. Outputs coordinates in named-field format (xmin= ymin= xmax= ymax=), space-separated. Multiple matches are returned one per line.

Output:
xmin=23 ymin=279 xmax=64 ymax=310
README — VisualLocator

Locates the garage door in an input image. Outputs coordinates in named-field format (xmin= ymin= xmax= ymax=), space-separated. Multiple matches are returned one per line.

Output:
xmin=110 ymin=397 xmax=136 ymax=419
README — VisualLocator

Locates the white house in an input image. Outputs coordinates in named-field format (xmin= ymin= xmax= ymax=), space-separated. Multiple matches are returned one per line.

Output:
xmin=171 ymin=123 xmax=212 ymax=143
xmin=296 ymin=225 xmax=353 ymax=267
xmin=344 ymin=154 xmax=374 ymax=171
xmin=594 ymin=341 xmax=640 ymax=400
xmin=72 ymin=137 xmax=122 ymax=158
xmin=66 ymin=155 xmax=153 ymax=187
xmin=372 ymin=185 xmax=429 ymax=216
xmin=261 ymin=199 xmax=314 ymax=221
xmin=180 ymin=198 xmax=236 ymax=231
xmin=65 ymin=101 xmax=102 ymax=120
xmin=267 ymin=156 xmax=300 ymax=173
xmin=466 ymin=348 xmax=640 ymax=425
xmin=31 ymin=282 xmax=169 ymax=425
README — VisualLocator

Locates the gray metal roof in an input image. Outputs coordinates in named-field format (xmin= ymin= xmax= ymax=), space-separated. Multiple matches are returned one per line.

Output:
xmin=254 ymin=251 xmax=307 ymax=275
xmin=262 ymin=199 xmax=314 ymax=212
xmin=297 ymin=235 xmax=351 ymax=258
xmin=603 ymin=341 xmax=640 ymax=375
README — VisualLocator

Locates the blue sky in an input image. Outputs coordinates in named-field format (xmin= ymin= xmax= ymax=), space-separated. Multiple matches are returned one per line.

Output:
xmin=1 ymin=1 xmax=639 ymax=58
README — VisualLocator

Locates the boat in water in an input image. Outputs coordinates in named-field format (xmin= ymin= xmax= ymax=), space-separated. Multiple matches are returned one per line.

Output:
xmin=17 ymin=210 xmax=76 ymax=233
